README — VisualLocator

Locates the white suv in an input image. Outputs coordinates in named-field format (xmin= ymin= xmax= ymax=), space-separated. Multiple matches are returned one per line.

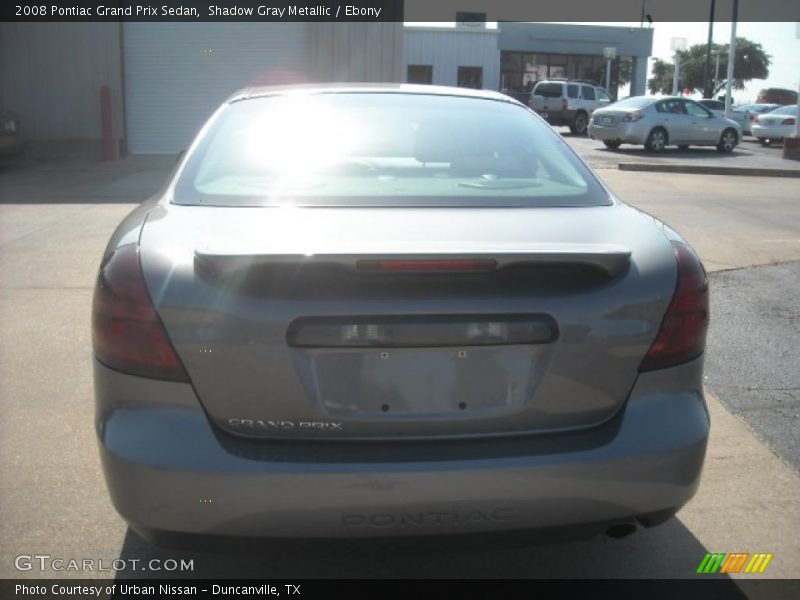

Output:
xmin=531 ymin=80 xmax=613 ymax=135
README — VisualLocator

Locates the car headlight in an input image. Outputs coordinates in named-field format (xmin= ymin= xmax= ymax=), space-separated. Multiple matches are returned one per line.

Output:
xmin=0 ymin=111 xmax=19 ymax=134
xmin=621 ymin=112 xmax=645 ymax=123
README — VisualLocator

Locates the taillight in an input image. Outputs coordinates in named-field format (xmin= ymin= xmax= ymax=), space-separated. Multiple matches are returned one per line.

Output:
xmin=92 ymin=244 xmax=189 ymax=381
xmin=639 ymin=241 xmax=709 ymax=372
xmin=622 ymin=112 xmax=645 ymax=123
xmin=782 ymin=118 xmax=796 ymax=125
xmin=561 ymin=98 xmax=568 ymax=111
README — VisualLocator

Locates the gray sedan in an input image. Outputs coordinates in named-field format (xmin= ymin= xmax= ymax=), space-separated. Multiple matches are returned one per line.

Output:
xmin=93 ymin=85 xmax=709 ymax=543
xmin=589 ymin=95 xmax=742 ymax=152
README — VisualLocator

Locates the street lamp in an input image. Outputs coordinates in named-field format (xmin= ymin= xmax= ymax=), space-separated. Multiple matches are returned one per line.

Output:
xmin=670 ymin=37 xmax=688 ymax=95
xmin=603 ymin=47 xmax=617 ymax=92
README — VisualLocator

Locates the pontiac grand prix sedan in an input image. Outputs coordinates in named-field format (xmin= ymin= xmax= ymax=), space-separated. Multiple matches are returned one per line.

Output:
xmin=93 ymin=85 xmax=710 ymax=543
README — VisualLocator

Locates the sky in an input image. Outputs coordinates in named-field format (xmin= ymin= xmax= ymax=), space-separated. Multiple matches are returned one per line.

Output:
xmin=407 ymin=21 xmax=800 ymax=102
xmin=590 ymin=21 xmax=800 ymax=101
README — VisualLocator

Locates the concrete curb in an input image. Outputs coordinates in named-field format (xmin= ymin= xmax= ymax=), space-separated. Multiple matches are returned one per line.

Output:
xmin=618 ymin=163 xmax=800 ymax=178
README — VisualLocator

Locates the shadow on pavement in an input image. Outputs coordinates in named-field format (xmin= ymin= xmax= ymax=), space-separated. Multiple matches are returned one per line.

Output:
xmin=0 ymin=156 xmax=175 ymax=204
xmin=115 ymin=519 xmax=741 ymax=582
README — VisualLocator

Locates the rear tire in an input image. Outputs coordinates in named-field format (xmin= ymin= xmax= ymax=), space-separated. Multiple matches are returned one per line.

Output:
xmin=645 ymin=127 xmax=668 ymax=152
xmin=717 ymin=128 xmax=738 ymax=153
xmin=571 ymin=111 xmax=588 ymax=136
xmin=603 ymin=140 xmax=622 ymax=150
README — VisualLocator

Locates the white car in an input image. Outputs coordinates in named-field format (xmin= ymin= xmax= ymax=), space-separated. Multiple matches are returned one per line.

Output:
xmin=750 ymin=105 xmax=798 ymax=146
xmin=728 ymin=103 xmax=780 ymax=135
xmin=589 ymin=96 xmax=742 ymax=152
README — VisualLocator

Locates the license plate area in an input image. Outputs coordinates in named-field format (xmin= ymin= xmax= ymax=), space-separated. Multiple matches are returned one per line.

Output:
xmin=301 ymin=345 xmax=541 ymax=417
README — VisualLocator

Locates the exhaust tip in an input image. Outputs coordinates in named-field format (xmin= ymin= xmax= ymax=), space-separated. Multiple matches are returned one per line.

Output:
xmin=605 ymin=522 xmax=637 ymax=539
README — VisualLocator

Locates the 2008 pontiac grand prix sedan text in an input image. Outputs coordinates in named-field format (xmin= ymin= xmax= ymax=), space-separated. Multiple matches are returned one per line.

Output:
xmin=92 ymin=85 xmax=710 ymax=543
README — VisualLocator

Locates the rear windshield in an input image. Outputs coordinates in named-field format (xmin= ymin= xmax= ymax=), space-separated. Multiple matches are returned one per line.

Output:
xmin=533 ymin=83 xmax=563 ymax=98
xmin=173 ymin=93 xmax=608 ymax=208
xmin=611 ymin=96 xmax=654 ymax=109
xmin=771 ymin=105 xmax=798 ymax=116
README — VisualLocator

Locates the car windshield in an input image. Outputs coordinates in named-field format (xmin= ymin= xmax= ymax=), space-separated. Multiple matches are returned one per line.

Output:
xmin=609 ymin=96 xmax=653 ymax=109
xmin=173 ymin=93 xmax=607 ymax=208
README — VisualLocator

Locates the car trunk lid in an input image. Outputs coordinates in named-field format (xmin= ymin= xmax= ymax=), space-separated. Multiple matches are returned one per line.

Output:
xmin=139 ymin=203 xmax=676 ymax=440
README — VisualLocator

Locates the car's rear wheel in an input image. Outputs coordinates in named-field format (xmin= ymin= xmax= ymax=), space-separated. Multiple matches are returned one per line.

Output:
xmin=758 ymin=137 xmax=772 ymax=146
xmin=603 ymin=140 xmax=621 ymax=150
xmin=717 ymin=128 xmax=738 ymax=153
xmin=570 ymin=111 xmax=588 ymax=136
xmin=645 ymin=127 xmax=668 ymax=152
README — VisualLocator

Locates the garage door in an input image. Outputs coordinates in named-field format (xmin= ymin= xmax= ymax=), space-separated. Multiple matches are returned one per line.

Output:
xmin=123 ymin=23 xmax=311 ymax=153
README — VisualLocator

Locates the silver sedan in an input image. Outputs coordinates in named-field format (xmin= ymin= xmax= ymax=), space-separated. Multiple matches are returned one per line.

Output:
xmin=589 ymin=95 xmax=742 ymax=152
xmin=93 ymin=85 xmax=709 ymax=543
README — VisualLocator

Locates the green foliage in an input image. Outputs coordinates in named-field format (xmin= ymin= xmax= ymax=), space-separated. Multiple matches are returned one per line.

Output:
xmin=647 ymin=37 xmax=771 ymax=96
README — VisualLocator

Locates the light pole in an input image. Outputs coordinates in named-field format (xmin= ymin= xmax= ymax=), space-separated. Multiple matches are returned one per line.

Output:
xmin=711 ymin=50 xmax=724 ymax=98
xmin=670 ymin=38 xmax=687 ymax=95
xmin=724 ymin=0 xmax=738 ymax=117
xmin=795 ymin=23 xmax=799 ymax=139
xmin=603 ymin=47 xmax=617 ymax=92
xmin=702 ymin=0 xmax=716 ymax=98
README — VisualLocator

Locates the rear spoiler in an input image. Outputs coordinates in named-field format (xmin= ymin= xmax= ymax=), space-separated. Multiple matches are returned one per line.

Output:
xmin=195 ymin=244 xmax=632 ymax=277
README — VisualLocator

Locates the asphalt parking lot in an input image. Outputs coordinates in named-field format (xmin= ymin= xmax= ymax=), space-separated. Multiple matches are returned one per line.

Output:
xmin=1 ymin=146 xmax=799 ymax=580
xmin=560 ymin=129 xmax=800 ymax=173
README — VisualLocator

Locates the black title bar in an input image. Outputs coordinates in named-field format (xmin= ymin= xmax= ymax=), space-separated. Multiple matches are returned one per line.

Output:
xmin=4 ymin=0 xmax=800 ymax=22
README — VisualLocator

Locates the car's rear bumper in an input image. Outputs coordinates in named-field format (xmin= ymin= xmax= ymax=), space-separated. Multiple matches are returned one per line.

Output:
xmin=95 ymin=357 xmax=709 ymax=539
xmin=751 ymin=124 xmax=791 ymax=140
xmin=588 ymin=121 xmax=647 ymax=144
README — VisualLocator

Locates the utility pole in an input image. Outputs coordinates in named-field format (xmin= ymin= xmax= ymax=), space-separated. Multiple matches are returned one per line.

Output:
xmin=671 ymin=38 xmax=687 ymax=95
xmin=724 ymin=0 xmax=738 ymax=117
xmin=604 ymin=47 xmax=617 ymax=92
xmin=702 ymin=0 xmax=716 ymax=98
xmin=712 ymin=50 xmax=723 ymax=97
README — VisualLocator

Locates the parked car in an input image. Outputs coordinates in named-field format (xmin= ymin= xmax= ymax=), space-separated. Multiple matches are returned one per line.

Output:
xmin=750 ymin=105 xmax=798 ymax=145
xmin=727 ymin=103 xmax=781 ymax=135
xmin=500 ymin=89 xmax=532 ymax=107
xmin=0 ymin=110 xmax=23 ymax=157
xmin=530 ymin=79 xmax=613 ymax=135
xmin=756 ymin=88 xmax=799 ymax=106
xmin=94 ymin=84 xmax=710 ymax=544
xmin=588 ymin=95 xmax=742 ymax=152
xmin=697 ymin=99 xmax=725 ymax=117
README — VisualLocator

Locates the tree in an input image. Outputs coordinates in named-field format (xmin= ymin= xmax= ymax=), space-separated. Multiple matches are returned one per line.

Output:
xmin=648 ymin=37 xmax=771 ymax=97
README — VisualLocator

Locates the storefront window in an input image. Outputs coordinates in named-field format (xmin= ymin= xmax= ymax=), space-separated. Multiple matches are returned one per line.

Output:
xmin=501 ymin=51 xmax=612 ymax=92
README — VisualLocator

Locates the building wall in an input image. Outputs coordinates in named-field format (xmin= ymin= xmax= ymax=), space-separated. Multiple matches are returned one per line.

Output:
xmin=0 ymin=23 xmax=124 ymax=155
xmin=498 ymin=22 xmax=653 ymax=96
xmin=404 ymin=27 xmax=500 ymax=90
xmin=0 ymin=22 xmax=404 ymax=156
xmin=311 ymin=22 xmax=404 ymax=83
xmin=498 ymin=22 xmax=653 ymax=58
